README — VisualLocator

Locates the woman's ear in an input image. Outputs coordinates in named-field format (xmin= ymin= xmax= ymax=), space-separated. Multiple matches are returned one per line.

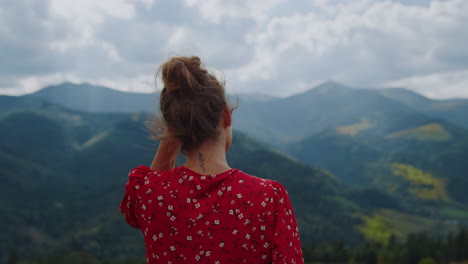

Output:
xmin=223 ymin=105 xmax=232 ymax=128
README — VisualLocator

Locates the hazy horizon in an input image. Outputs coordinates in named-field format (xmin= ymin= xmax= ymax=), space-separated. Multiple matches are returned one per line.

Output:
xmin=7 ymin=80 xmax=468 ymax=101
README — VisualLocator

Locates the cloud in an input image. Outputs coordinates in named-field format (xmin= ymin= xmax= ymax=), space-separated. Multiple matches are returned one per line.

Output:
xmin=383 ymin=69 xmax=468 ymax=99
xmin=0 ymin=0 xmax=467 ymax=99
xmin=0 ymin=0 xmax=64 ymax=76
xmin=183 ymin=0 xmax=285 ymax=23
xmin=234 ymin=0 xmax=468 ymax=96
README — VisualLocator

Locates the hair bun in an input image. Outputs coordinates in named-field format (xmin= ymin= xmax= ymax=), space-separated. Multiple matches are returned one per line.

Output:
xmin=187 ymin=56 xmax=201 ymax=69
xmin=161 ymin=56 xmax=206 ymax=92
xmin=150 ymin=56 xmax=230 ymax=154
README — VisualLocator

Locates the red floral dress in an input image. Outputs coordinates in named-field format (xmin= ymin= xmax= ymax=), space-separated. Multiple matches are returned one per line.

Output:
xmin=120 ymin=165 xmax=304 ymax=264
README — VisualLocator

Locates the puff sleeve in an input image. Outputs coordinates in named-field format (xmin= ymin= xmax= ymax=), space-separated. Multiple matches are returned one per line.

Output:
xmin=271 ymin=181 xmax=304 ymax=264
xmin=119 ymin=165 xmax=151 ymax=229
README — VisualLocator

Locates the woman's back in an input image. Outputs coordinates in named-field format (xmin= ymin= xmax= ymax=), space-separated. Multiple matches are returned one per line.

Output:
xmin=120 ymin=56 xmax=304 ymax=263
xmin=120 ymin=165 xmax=303 ymax=263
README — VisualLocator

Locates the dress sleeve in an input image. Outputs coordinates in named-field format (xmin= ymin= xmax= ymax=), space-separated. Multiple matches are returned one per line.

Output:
xmin=119 ymin=165 xmax=150 ymax=229
xmin=270 ymin=181 xmax=304 ymax=264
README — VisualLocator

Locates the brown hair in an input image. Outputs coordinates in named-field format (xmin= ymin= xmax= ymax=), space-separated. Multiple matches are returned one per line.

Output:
xmin=146 ymin=56 xmax=233 ymax=154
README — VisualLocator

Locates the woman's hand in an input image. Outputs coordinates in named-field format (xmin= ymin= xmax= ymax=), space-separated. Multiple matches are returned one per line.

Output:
xmin=150 ymin=129 xmax=182 ymax=171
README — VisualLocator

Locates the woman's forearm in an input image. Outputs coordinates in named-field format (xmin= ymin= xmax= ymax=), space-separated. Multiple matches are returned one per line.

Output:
xmin=150 ymin=137 xmax=181 ymax=171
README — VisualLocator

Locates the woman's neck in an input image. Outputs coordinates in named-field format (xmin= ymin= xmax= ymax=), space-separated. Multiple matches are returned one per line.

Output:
xmin=183 ymin=139 xmax=230 ymax=175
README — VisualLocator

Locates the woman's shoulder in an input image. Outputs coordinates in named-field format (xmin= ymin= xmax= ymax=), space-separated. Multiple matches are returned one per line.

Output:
xmin=126 ymin=165 xmax=289 ymax=194
xmin=232 ymin=169 xmax=289 ymax=195
xmin=127 ymin=165 xmax=177 ymax=178
xmin=128 ymin=165 xmax=151 ymax=177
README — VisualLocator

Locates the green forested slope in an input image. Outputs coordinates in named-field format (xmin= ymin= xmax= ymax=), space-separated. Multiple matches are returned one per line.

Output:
xmin=377 ymin=87 xmax=468 ymax=129
xmin=0 ymin=98 xmax=362 ymax=261
xmin=4 ymin=81 xmax=468 ymax=263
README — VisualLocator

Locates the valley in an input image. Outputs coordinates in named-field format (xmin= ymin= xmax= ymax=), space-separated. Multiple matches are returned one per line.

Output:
xmin=2 ymin=81 xmax=467 ymax=263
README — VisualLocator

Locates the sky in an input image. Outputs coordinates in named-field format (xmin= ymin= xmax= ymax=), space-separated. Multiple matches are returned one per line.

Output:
xmin=0 ymin=0 xmax=467 ymax=99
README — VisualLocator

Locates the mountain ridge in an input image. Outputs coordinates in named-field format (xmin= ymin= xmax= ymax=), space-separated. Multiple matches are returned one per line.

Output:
xmin=18 ymin=81 xmax=468 ymax=159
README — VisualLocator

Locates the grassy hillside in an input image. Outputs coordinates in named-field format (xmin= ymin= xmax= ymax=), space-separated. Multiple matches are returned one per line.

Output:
xmin=0 ymin=97 xmax=362 ymax=261
xmin=4 ymin=81 xmax=468 ymax=262
xmin=377 ymin=87 xmax=468 ymax=129
xmin=288 ymin=122 xmax=468 ymax=232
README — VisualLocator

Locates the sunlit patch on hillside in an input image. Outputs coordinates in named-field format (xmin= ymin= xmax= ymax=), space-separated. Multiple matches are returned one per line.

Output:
xmin=336 ymin=118 xmax=374 ymax=136
xmin=357 ymin=209 xmax=434 ymax=243
xmin=385 ymin=123 xmax=452 ymax=141
xmin=440 ymin=207 xmax=468 ymax=221
xmin=74 ymin=130 xmax=111 ymax=150
xmin=130 ymin=112 xmax=147 ymax=121
xmin=391 ymin=163 xmax=451 ymax=202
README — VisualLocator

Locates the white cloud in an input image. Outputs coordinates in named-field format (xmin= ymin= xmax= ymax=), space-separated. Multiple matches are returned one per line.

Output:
xmin=86 ymin=74 xmax=157 ymax=94
xmin=383 ymin=69 xmax=468 ymax=100
xmin=230 ymin=0 xmax=468 ymax=96
xmin=0 ymin=0 xmax=467 ymax=99
xmin=140 ymin=0 xmax=157 ymax=10
xmin=0 ymin=73 xmax=81 ymax=95
xmin=0 ymin=72 xmax=156 ymax=96
xmin=184 ymin=0 xmax=285 ymax=23
xmin=48 ymin=0 xmax=136 ymax=52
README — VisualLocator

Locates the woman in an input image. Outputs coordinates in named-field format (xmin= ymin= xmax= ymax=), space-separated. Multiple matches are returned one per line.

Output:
xmin=120 ymin=56 xmax=304 ymax=263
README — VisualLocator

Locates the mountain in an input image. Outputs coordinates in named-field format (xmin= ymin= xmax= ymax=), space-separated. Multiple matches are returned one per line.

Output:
xmin=377 ymin=87 xmax=468 ymax=129
xmin=288 ymin=118 xmax=468 ymax=223
xmin=22 ymin=82 xmax=159 ymax=113
xmin=233 ymin=81 xmax=433 ymax=144
xmin=21 ymin=82 xmax=278 ymax=115
xmin=14 ymin=82 xmax=468 ymax=207
xmin=4 ymin=81 xmax=468 ymax=261
xmin=278 ymin=83 xmax=468 ymax=203
xmin=0 ymin=95 xmax=362 ymax=261
xmin=229 ymin=92 xmax=278 ymax=103
xmin=280 ymin=84 xmax=468 ymax=201
xmin=21 ymin=81 xmax=468 ymax=145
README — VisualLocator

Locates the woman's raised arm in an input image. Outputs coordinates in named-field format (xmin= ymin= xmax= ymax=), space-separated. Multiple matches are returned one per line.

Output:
xmin=150 ymin=131 xmax=181 ymax=171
